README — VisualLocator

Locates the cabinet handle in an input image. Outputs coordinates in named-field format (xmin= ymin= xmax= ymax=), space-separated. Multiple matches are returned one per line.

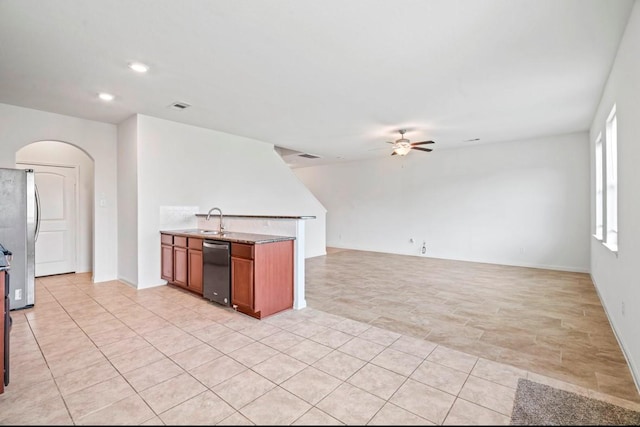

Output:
xmin=203 ymin=242 xmax=229 ymax=249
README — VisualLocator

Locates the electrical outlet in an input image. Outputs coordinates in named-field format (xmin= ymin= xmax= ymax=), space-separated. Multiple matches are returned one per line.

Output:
xmin=15 ymin=289 xmax=22 ymax=300
xmin=421 ymin=242 xmax=427 ymax=254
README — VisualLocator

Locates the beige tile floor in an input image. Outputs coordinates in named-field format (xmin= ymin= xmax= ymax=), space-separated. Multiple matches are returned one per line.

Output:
xmin=307 ymin=248 xmax=640 ymax=403
xmin=0 ymin=254 xmax=638 ymax=425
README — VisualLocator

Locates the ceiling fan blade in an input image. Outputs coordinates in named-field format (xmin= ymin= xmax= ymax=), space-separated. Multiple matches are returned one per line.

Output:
xmin=391 ymin=151 xmax=397 ymax=156
xmin=386 ymin=141 xmax=395 ymax=144
xmin=411 ymin=147 xmax=433 ymax=152
xmin=410 ymin=141 xmax=435 ymax=146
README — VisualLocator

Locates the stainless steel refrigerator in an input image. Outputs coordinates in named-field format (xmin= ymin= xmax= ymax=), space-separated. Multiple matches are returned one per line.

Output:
xmin=0 ymin=168 xmax=39 ymax=310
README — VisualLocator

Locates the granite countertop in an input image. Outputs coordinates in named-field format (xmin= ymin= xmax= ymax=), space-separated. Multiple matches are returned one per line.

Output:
xmin=0 ymin=243 xmax=10 ymax=271
xmin=160 ymin=229 xmax=295 ymax=244
xmin=0 ymin=246 xmax=9 ymax=271
xmin=194 ymin=214 xmax=315 ymax=219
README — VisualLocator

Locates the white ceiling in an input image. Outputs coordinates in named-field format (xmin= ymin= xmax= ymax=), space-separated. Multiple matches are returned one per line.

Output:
xmin=0 ymin=0 xmax=634 ymax=167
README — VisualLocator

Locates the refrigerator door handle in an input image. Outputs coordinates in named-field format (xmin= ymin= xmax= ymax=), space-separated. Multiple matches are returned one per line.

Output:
xmin=35 ymin=184 xmax=41 ymax=242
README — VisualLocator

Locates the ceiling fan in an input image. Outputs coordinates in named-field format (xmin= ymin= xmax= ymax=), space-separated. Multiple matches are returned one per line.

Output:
xmin=387 ymin=129 xmax=435 ymax=156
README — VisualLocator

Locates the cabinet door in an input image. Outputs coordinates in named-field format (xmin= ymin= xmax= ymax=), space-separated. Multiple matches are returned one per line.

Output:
xmin=173 ymin=246 xmax=188 ymax=286
xmin=188 ymin=249 xmax=203 ymax=294
xmin=1 ymin=271 xmax=5 ymax=394
xmin=231 ymin=256 xmax=254 ymax=310
xmin=161 ymin=244 xmax=174 ymax=281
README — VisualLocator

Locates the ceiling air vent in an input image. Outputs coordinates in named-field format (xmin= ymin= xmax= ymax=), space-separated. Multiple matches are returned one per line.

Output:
xmin=170 ymin=102 xmax=191 ymax=110
xmin=298 ymin=153 xmax=320 ymax=159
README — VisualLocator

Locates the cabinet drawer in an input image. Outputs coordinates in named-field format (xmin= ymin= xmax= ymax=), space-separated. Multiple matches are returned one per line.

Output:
xmin=174 ymin=236 xmax=187 ymax=247
xmin=188 ymin=237 xmax=203 ymax=250
xmin=231 ymin=242 xmax=254 ymax=259
xmin=161 ymin=234 xmax=173 ymax=245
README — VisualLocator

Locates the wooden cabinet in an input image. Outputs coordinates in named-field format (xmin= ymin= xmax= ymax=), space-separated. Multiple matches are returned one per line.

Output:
xmin=161 ymin=231 xmax=294 ymax=318
xmin=173 ymin=246 xmax=188 ymax=286
xmin=1 ymin=270 xmax=5 ymax=395
xmin=188 ymin=238 xmax=203 ymax=294
xmin=161 ymin=234 xmax=173 ymax=281
xmin=161 ymin=233 xmax=203 ymax=295
xmin=231 ymin=252 xmax=254 ymax=313
xmin=231 ymin=240 xmax=293 ymax=319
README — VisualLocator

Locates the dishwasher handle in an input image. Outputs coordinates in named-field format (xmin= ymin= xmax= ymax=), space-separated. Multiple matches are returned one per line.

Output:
xmin=203 ymin=241 xmax=229 ymax=249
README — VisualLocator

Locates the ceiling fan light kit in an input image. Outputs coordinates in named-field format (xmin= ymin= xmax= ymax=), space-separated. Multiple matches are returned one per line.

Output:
xmin=393 ymin=143 xmax=412 ymax=156
xmin=389 ymin=129 xmax=434 ymax=156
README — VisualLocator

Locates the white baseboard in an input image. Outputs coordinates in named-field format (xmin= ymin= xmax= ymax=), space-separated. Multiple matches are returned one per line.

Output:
xmin=324 ymin=245 xmax=590 ymax=273
xmin=590 ymin=274 xmax=640 ymax=395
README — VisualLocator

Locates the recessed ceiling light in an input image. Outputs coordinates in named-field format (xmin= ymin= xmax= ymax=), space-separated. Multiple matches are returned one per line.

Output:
xmin=98 ymin=92 xmax=114 ymax=101
xmin=128 ymin=62 xmax=149 ymax=73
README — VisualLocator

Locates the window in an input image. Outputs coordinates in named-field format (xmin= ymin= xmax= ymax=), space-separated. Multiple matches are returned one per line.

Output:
xmin=605 ymin=105 xmax=618 ymax=251
xmin=594 ymin=133 xmax=603 ymax=240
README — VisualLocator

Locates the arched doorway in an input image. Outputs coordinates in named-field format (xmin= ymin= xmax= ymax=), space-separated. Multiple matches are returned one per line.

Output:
xmin=15 ymin=141 xmax=95 ymax=277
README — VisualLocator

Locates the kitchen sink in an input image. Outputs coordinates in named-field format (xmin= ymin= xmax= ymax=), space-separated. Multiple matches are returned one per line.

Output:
xmin=198 ymin=230 xmax=222 ymax=235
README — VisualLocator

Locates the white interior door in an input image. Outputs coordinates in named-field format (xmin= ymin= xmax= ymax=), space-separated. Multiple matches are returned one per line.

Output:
xmin=17 ymin=163 xmax=77 ymax=277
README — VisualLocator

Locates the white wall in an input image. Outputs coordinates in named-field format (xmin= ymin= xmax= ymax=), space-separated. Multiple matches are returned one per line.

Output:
xmin=589 ymin=1 xmax=640 ymax=389
xmin=0 ymin=103 xmax=118 ymax=282
xmin=117 ymin=116 xmax=138 ymax=285
xmin=133 ymin=115 xmax=326 ymax=288
xmin=295 ymin=132 xmax=590 ymax=272
xmin=15 ymin=141 xmax=94 ymax=273
xmin=301 ymin=211 xmax=326 ymax=259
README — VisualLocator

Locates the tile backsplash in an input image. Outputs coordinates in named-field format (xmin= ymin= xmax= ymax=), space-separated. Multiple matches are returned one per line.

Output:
xmin=159 ymin=206 xmax=199 ymax=230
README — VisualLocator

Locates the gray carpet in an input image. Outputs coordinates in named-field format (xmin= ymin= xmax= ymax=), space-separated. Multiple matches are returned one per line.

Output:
xmin=510 ymin=378 xmax=640 ymax=425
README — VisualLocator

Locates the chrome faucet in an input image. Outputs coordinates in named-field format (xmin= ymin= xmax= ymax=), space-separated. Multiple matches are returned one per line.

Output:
xmin=206 ymin=207 xmax=224 ymax=234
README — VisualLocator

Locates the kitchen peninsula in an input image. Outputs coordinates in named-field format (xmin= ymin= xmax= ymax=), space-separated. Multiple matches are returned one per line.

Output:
xmin=161 ymin=213 xmax=316 ymax=318
xmin=160 ymin=228 xmax=294 ymax=319
xmin=196 ymin=213 xmax=314 ymax=312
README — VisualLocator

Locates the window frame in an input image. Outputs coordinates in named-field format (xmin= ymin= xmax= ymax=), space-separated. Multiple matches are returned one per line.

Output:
xmin=594 ymin=132 xmax=603 ymax=241
xmin=603 ymin=104 xmax=618 ymax=253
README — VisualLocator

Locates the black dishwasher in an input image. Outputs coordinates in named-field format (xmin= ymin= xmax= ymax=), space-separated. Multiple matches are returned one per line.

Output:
xmin=202 ymin=240 xmax=231 ymax=306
